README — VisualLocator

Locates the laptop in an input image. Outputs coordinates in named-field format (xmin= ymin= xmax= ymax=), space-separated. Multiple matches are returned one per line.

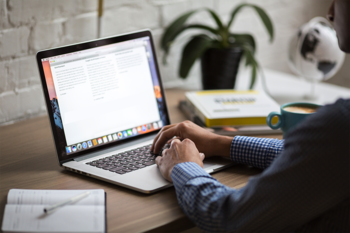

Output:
xmin=36 ymin=30 xmax=234 ymax=193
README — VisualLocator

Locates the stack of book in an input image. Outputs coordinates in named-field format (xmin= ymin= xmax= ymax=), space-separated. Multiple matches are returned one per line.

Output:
xmin=180 ymin=90 xmax=281 ymax=136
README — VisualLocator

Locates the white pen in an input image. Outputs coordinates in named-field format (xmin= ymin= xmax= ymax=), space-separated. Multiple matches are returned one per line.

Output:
xmin=43 ymin=191 xmax=90 ymax=214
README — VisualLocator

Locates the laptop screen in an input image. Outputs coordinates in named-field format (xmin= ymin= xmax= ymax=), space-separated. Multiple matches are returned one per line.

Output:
xmin=37 ymin=31 xmax=169 ymax=162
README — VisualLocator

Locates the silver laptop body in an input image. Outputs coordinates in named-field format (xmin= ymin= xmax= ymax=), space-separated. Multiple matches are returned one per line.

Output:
xmin=36 ymin=30 xmax=234 ymax=194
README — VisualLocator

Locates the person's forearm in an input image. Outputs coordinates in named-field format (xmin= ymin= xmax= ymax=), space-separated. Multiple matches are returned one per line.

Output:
xmin=172 ymin=163 xmax=239 ymax=232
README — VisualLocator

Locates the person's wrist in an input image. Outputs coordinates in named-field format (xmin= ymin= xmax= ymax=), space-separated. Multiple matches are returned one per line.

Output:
xmin=210 ymin=135 xmax=233 ymax=157
xmin=167 ymin=166 xmax=174 ymax=182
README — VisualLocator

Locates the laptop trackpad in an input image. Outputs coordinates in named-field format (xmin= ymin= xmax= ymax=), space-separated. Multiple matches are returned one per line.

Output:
xmin=111 ymin=165 xmax=171 ymax=191
xmin=203 ymin=157 xmax=234 ymax=173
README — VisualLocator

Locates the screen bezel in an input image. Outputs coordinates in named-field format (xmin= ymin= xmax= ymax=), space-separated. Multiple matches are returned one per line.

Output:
xmin=36 ymin=30 xmax=170 ymax=165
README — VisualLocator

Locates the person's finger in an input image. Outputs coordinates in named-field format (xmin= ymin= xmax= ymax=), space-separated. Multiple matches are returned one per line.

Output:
xmin=155 ymin=156 xmax=162 ymax=166
xmin=199 ymin=153 xmax=205 ymax=161
xmin=182 ymin=138 xmax=194 ymax=144
xmin=153 ymin=126 xmax=181 ymax=154
xmin=170 ymin=138 xmax=182 ymax=160
xmin=167 ymin=136 xmax=182 ymax=144
xmin=151 ymin=124 xmax=172 ymax=151
xmin=151 ymin=124 xmax=175 ymax=151
xmin=170 ymin=138 xmax=182 ymax=147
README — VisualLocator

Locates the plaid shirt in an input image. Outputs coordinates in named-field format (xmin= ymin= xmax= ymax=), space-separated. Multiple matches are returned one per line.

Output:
xmin=171 ymin=99 xmax=350 ymax=232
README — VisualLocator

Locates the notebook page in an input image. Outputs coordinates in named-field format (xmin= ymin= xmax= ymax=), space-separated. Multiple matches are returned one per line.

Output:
xmin=2 ymin=205 xmax=105 ymax=233
xmin=7 ymin=189 xmax=104 ymax=206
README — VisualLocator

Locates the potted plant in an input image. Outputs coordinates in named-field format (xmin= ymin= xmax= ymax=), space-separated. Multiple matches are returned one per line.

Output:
xmin=160 ymin=3 xmax=274 ymax=90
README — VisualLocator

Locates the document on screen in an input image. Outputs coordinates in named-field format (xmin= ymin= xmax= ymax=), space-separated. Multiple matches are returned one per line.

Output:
xmin=50 ymin=45 xmax=160 ymax=145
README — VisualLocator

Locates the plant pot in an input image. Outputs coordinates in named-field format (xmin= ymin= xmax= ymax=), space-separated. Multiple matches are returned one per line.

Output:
xmin=200 ymin=47 xmax=243 ymax=90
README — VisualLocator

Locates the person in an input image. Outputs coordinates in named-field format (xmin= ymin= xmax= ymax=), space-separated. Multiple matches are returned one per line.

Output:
xmin=151 ymin=0 xmax=350 ymax=232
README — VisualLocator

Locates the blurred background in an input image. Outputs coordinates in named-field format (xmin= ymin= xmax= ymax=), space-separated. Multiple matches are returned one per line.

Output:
xmin=0 ymin=0 xmax=349 ymax=125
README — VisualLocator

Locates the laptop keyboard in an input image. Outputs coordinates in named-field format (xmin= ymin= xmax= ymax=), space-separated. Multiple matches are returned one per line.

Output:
xmin=86 ymin=144 xmax=156 ymax=174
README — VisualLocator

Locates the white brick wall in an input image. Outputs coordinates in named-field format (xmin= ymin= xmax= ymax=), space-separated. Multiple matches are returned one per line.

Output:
xmin=0 ymin=0 xmax=348 ymax=125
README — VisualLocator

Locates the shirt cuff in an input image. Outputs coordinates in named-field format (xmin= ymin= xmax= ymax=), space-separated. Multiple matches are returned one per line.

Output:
xmin=230 ymin=136 xmax=284 ymax=169
xmin=171 ymin=162 xmax=214 ymax=191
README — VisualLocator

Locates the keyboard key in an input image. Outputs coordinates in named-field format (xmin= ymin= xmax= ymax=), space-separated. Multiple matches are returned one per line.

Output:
xmin=122 ymin=168 xmax=132 ymax=173
xmin=135 ymin=164 xmax=146 ymax=168
xmin=143 ymin=160 xmax=155 ymax=166
xmin=114 ymin=170 xmax=126 ymax=174
xmin=103 ymin=166 xmax=115 ymax=170
xmin=109 ymin=166 xmax=124 ymax=172
xmin=127 ymin=165 xmax=138 ymax=170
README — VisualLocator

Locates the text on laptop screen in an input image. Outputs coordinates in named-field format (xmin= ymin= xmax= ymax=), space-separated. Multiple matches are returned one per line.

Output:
xmin=41 ymin=36 xmax=166 ymax=157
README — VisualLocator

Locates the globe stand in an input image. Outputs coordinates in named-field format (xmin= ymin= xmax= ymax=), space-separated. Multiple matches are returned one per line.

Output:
xmin=303 ymin=79 xmax=318 ymax=100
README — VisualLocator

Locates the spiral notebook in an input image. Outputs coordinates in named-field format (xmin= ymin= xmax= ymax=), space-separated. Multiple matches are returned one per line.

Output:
xmin=1 ymin=189 xmax=106 ymax=233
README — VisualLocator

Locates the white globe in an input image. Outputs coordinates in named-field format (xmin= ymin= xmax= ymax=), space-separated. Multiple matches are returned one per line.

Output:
xmin=288 ymin=17 xmax=345 ymax=82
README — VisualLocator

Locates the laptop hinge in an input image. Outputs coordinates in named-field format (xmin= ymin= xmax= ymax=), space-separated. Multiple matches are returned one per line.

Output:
xmin=72 ymin=134 xmax=156 ymax=162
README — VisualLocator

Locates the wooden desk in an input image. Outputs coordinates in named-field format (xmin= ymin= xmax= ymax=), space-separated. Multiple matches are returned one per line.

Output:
xmin=0 ymin=89 xmax=282 ymax=233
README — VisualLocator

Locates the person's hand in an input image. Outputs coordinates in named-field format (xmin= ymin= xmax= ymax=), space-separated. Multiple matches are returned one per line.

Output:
xmin=151 ymin=121 xmax=233 ymax=158
xmin=155 ymin=138 xmax=205 ymax=182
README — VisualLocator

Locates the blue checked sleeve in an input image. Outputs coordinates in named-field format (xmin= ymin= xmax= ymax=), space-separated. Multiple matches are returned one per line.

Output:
xmin=230 ymin=136 xmax=284 ymax=169
xmin=172 ymin=162 xmax=242 ymax=232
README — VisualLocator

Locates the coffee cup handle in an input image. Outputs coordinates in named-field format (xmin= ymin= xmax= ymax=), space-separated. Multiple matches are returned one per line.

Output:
xmin=267 ymin=112 xmax=284 ymax=130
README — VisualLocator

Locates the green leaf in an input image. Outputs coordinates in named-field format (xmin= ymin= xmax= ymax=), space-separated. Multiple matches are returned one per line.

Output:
xmin=230 ymin=35 xmax=256 ymax=67
xmin=241 ymin=44 xmax=259 ymax=89
xmin=249 ymin=62 xmax=257 ymax=90
xmin=227 ymin=3 xmax=274 ymax=42
xmin=227 ymin=3 xmax=247 ymax=28
xmin=204 ymin=9 xmax=229 ymax=47
xmin=179 ymin=35 xmax=212 ymax=79
xmin=161 ymin=24 xmax=218 ymax=64
xmin=205 ymin=8 xmax=225 ymax=31
xmin=231 ymin=33 xmax=256 ymax=54
xmin=161 ymin=8 xmax=231 ymax=64
xmin=161 ymin=10 xmax=198 ymax=52
xmin=251 ymin=5 xmax=274 ymax=42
